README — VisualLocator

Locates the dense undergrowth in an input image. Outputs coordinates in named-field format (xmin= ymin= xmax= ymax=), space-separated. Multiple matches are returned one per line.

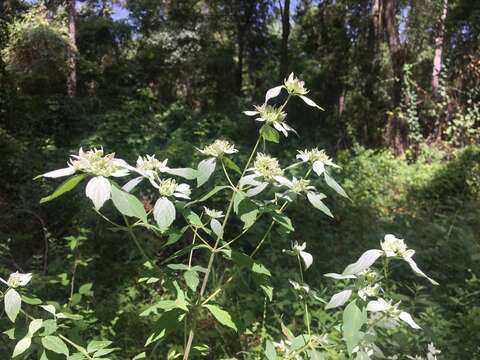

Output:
xmin=1 ymin=138 xmax=479 ymax=359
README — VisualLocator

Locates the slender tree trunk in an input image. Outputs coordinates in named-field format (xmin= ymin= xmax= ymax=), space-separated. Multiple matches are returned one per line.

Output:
xmin=67 ymin=0 xmax=77 ymax=97
xmin=236 ymin=30 xmax=245 ymax=95
xmin=279 ymin=0 xmax=290 ymax=80
xmin=431 ymin=0 xmax=448 ymax=95
xmin=383 ymin=0 xmax=403 ymax=105
xmin=383 ymin=0 xmax=407 ymax=154
xmin=372 ymin=0 xmax=382 ymax=38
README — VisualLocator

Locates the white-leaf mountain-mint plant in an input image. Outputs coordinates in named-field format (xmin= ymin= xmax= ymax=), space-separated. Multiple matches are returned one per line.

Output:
xmin=1 ymin=73 xmax=440 ymax=359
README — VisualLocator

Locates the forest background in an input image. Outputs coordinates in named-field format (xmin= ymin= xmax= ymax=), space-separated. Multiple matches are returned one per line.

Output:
xmin=1 ymin=0 xmax=480 ymax=358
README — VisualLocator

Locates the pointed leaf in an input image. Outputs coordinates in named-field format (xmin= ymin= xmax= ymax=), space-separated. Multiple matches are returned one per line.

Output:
xmin=260 ymin=124 xmax=280 ymax=143
xmin=203 ymin=304 xmax=237 ymax=331
xmin=307 ymin=192 xmax=333 ymax=218
xmin=40 ymin=174 xmax=86 ymax=204
xmin=13 ymin=337 xmax=31 ymax=358
xmin=41 ymin=336 xmax=69 ymax=357
xmin=111 ymin=185 xmax=147 ymax=223
xmin=5 ymin=288 xmax=21 ymax=323
xmin=324 ymin=173 xmax=348 ymax=198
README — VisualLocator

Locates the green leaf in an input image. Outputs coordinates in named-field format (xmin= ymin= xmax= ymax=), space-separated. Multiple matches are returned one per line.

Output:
xmin=41 ymin=320 xmax=57 ymax=336
xmin=145 ymin=309 xmax=185 ymax=346
xmin=290 ymin=334 xmax=311 ymax=351
xmin=307 ymin=192 xmax=333 ymax=218
xmin=271 ymin=212 xmax=294 ymax=232
xmin=324 ymin=173 xmax=349 ymax=198
xmin=21 ymin=295 xmax=42 ymax=305
xmin=233 ymin=191 xmax=246 ymax=214
xmin=140 ymin=300 xmax=178 ymax=316
xmin=203 ymin=304 xmax=237 ymax=331
xmin=164 ymin=227 xmax=188 ymax=247
xmin=197 ymin=158 xmax=216 ymax=187
xmin=222 ymin=157 xmax=242 ymax=174
xmin=78 ymin=283 xmax=93 ymax=296
xmin=184 ymin=270 xmax=200 ymax=292
xmin=13 ymin=337 xmax=31 ymax=358
xmin=40 ymin=304 xmax=57 ymax=316
xmin=27 ymin=319 xmax=43 ymax=337
xmin=92 ymin=347 xmax=116 ymax=357
xmin=185 ymin=186 xmax=230 ymax=207
xmin=40 ymin=174 xmax=86 ymax=204
xmin=342 ymin=301 xmax=366 ymax=355
xmin=132 ymin=352 xmax=146 ymax=360
xmin=111 ymin=185 xmax=148 ymax=223
xmin=5 ymin=288 xmax=21 ymax=323
xmin=41 ymin=336 xmax=69 ymax=357
xmin=87 ymin=340 xmax=112 ymax=353
xmin=185 ymin=211 xmax=204 ymax=228
xmin=252 ymin=262 xmax=271 ymax=277
xmin=260 ymin=124 xmax=279 ymax=143
xmin=265 ymin=340 xmax=277 ymax=360
xmin=173 ymin=281 xmax=189 ymax=311
xmin=306 ymin=350 xmax=326 ymax=360
xmin=236 ymin=195 xmax=258 ymax=229
xmin=68 ymin=353 xmax=86 ymax=360
xmin=230 ymin=251 xmax=270 ymax=276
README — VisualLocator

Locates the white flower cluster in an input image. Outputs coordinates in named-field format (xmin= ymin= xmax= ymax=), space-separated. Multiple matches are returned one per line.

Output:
xmin=197 ymin=140 xmax=238 ymax=158
xmin=39 ymin=147 xmax=194 ymax=231
xmin=40 ymin=147 xmax=129 ymax=210
xmin=0 ymin=272 xmax=32 ymax=288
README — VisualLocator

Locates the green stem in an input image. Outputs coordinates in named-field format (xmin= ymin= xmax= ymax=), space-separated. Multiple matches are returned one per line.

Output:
xmin=221 ymin=159 xmax=236 ymax=189
xmin=123 ymin=215 xmax=162 ymax=274
xmin=297 ymin=255 xmax=311 ymax=336
xmin=183 ymin=137 xmax=262 ymax=360
xmin=21 ymin=309 xmax=94 ymax=360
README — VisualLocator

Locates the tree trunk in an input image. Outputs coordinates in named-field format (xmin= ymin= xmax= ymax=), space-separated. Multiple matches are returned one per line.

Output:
xmin=236 ymin=30 xmax=245 ymax=95
xmin=67 ymin=0 xmax=77 ymax=97
xmin=372 ymin=0 xmax=382 ymax=38
xmin=383 ymin=0 xmax=403 ymax=105
xmin=383 ymin=0 xmax=407 ymax=154
xmin=431 ymin=0 xmax=448 ymax=95
xmin=279 ymin=0 xmax=290 ymax=80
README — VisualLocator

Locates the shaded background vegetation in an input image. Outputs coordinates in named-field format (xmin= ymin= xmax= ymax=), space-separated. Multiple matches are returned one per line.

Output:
xmin=0 ymin=0 xmax=479 ymax=358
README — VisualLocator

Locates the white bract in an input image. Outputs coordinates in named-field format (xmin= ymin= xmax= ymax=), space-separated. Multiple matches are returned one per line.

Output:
xmin=122 ymin=155 xmax=197 ymax=192
xmin=340 ymin=234 xmax=438 ymax=285
xmin=262 ymin=73 xmax=324 ymax=110
xmin=203 ymin=207 xmax=224 ymax=219
xmin=40 ymin=147 xmax=129 ymax=210
xmin=296 ymin=148 xmax=339 ymax=176
xmin=366 ymin=298 xmax=421 ymax=329
xmin=358 ymin=283 xmax=380 ymax=301
xmin=283 ymin=241 xmax=313 ymax=270
xmin=243 ymin=104 xmax=296 ymax=137
xmin=241 ymin=153 xmax=287 ymax=196
xmin=0 ymin=272 xmax=32 ymax=288
xmin=289 ymin=280 xmax=310 ymax=293
xmin=196 ymin=139 xmax=237 ymax=186
xmin=297 ymin=148 xmax=348 ymax=198
xmin=381 ymin=234 xmax=439 ymax=285
xmin=197 ymin=139 xmax=238 ymax=158
xmin=152 ymin=178 xmax=191 ymax=231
